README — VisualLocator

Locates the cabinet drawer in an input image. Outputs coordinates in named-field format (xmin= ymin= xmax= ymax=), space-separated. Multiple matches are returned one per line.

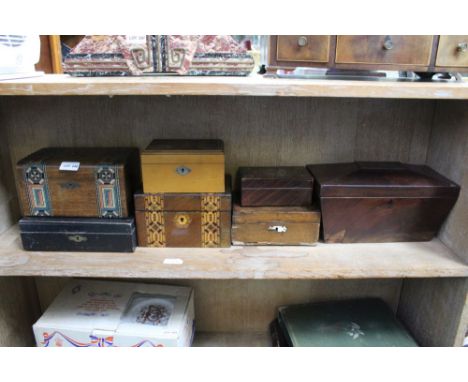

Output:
xmin=336 ymin=36 xmax=433 ymax=66
xmin=276 ymin=35 xmax=330 ymax=63
xmin=436 ymin=36 xmax=468 ymax=67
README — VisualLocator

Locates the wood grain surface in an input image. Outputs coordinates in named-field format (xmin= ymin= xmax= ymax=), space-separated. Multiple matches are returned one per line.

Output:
xmin=0 ymin=277 xmax=41 ymax=346
xmin=0 ymin=96 xmax=435 ymax=190
xmin=276 ymin=36 xmax=331 ymax=63
xmin=427 ymin=101 xmax=468 ymax=263
xmin=398 ymin=278 xmax=468 ymax=346
xmin=1 ymin=225 xmax=467 ymax=279
xmin=34 ymin=277 xmax=402 ymax=333
xmin=436 ymin=36 xmax=468 ymax=68
xmin=1 ymin=75 xmax=468 ymax=99
xmin=239 ymin=166 xmax=313 ymax=206
xmin=336 ymin=36 xmax=433 ymax=66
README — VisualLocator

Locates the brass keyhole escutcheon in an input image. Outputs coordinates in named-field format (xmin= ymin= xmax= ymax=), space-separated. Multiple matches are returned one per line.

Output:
xmin=174 ymin=213 xmax=191 ymax=228
xmin=68 ymin=235 xmax=87 ymax=243
xmin=176 ymin=166 xmax=191 ymax=176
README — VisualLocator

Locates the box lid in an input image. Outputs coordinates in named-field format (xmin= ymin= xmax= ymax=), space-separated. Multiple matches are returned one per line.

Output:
xmin=307 ymin=162 xmax=460 ymax=198
xmin=144 ymin=139 xmax=224 ymax=154
xmin=135 ymin=176 xmax=232 ymax=212
xmin=17 ymin=147 xmax=138 ymax=167
xmin=233 ymin=204 xmax=320 ymax=224
xmin=239 ymin=166 xmax=314 ymax=189
xmin=33 ymin=279 xmax=193 ymax=344
xmin=19 ymin=217 xmax=135 ymax=234
xmin=278 ymin=298 xmax=418 ymax=347
xmin=141 ymin=139 xmax=224 ymax=165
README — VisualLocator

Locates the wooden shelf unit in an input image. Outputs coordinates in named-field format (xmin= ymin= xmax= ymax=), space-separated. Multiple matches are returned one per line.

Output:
xmin=0 ymin=74 xmax=467 ymax=99
xmin=0 ymin=75 xmax=467 ymax=347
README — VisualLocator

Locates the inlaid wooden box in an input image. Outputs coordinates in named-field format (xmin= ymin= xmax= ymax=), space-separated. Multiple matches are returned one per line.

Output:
xmin=141 ymin=139 xmax=225 ymax=193
xmin=135 ymin=177 xmax=231 ymax=247
xmin=16 ymin=147 xmax=141 ymax=218
xmin=307 ymin=162 xmax=460 ymax=243
xmin=239 ymin=166 xmax=313 ymax=207
xmin=232 ymin=204 xmax=320 ymax=246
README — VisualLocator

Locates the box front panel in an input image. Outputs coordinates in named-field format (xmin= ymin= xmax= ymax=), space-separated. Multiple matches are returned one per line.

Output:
xmin=136 ymin=210 xmax=230 ymax=248
xmin=336 ymin=36 xmax=433 ymax=66
xmin=321 ymin=197 xmax=457 ymax=243
xmin=142 ymin=163 xmax=225 ymax=193
xmin=18 ymin=163 xmax=129 ymax=217
xmin=232 ymin=221 xmax=319 ymax=246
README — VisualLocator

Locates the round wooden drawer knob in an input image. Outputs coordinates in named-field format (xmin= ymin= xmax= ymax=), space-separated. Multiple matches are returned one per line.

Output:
xmin=457 ymin=42 xmax=467 ymax=53
xmin=297 ymin=36 xmax=308 ymax=47
xmin=383 ymin=36 xmax=394 ymax=50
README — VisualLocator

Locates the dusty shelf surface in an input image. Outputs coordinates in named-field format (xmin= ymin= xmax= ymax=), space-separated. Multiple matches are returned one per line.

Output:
xmin=1 ymin=74 xmax=468 ymax=99
xmin=0 ymin=225 xmax=467 ymax=279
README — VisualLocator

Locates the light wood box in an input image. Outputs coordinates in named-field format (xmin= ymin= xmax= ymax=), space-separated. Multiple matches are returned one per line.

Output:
xmin=141 ymin=139 xmax=225 ymax=193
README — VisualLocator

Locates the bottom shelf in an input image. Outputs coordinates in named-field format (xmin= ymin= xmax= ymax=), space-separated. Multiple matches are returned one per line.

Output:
xmin=193 ymin=332 xmax=271 ymax=347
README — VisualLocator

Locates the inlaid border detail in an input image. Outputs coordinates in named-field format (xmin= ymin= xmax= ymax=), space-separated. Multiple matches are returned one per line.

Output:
xmin=201 ymin=195 xmax=221 ymax=247
xmin=144 ymin=195 xmax=164 ymax=211
xmin=23 ymin=163 xmax=52 ymax=216
xmin=95 ymin=166 xmax=122 ymax=218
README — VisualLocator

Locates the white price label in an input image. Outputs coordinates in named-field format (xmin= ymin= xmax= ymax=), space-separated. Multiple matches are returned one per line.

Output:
xmin=59 ymin=161 xmax=80 ymax=171
xmin=125 ymin=35 xmax=147 ymax=45
xmin=163 ymin=258 xmax=184 ymax=265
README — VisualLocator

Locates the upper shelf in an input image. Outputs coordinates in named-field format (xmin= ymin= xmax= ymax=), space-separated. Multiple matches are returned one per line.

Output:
xmin=1 ymin=225 xmax=467 ymax=279
xmin=1 ymin=74 xmax=468 ymax=99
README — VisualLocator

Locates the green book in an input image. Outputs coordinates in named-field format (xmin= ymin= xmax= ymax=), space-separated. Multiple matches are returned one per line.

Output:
xmin=278 ymin=298 xmax=418 ymax=347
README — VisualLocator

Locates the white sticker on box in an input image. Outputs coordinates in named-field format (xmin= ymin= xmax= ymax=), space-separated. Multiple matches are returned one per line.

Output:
xmin=163 ymin=258 xmax=184 ymax=265
xmin=59 ymin=162 xmax=80 ymax=171
xmin=126 ymin=35 xmax=147 ymax=45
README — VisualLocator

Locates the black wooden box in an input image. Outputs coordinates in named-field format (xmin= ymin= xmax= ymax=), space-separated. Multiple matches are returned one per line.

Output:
xmin=19 ymin=217 xmax=137 ymax=252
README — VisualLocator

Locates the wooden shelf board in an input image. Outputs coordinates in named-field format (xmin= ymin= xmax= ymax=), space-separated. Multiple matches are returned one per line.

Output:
xmin=1 ymin=74 xmax=468 ymax=99
xmin=193 ymin=331 xmax=271 ymax=347
xmin=0 ymin=225 xmax=467 ymax=279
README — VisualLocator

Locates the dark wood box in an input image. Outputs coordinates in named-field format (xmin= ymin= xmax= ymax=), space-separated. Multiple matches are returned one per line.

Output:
xmin=307 ymin=162 xmax=460 ymax=243
xmin=239 ymin=167 xmax=313 ymax=207
xmin=16 ymin=147 xmax=141 ymax=218
xmin=134 ymin=176 xmax=232 ymax=248
xmin=232 ymin=203 xmax=320 ymax=246
xmin=19 ymin=217 xmax=137 ymax=252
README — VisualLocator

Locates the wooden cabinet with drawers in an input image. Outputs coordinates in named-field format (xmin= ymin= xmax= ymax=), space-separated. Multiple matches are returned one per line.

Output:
xmin=269 ymin=35 xmax=468 ymax=73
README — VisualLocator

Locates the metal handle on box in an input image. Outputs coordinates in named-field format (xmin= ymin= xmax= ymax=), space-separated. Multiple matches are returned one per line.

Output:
xmin=268 ymin=225 xmax=288 ymax=233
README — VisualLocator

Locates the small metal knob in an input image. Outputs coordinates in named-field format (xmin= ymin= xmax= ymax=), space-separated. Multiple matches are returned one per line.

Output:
xmin=297 ymin=36 xmax=308 ymax=47
xmin=68 ymin=235 xmax=87 ymax=243
xmin=383 ymin=36 xmax=394 ymax=50
xmin=268 ymin=225 xmax=288 ymax=233
xmin=456 ymin=42 xmax=467 ymax=53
